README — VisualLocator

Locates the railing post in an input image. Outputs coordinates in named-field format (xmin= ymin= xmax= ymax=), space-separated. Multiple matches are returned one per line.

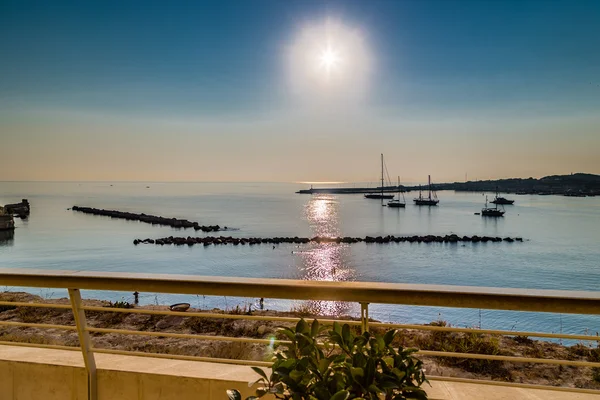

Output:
xmin=360 ymin=302 xmax=369 ymax=333
xmin=69 ymin=289 xmax=97 ymax=400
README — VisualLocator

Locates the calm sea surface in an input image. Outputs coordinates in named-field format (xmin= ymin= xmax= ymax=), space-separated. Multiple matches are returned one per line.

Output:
xmin=1 ymin=182 xmax=600 ymax=337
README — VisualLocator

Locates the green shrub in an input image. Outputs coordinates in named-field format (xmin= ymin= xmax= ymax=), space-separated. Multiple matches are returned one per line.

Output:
xmin=106 ymin=299 xmax=134 ymax=309
xmin=228 ymin=318 xmax=428 ymax=400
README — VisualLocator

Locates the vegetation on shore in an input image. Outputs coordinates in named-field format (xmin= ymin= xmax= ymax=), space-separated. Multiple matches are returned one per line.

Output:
xmin=298 ymin=173 xmax=600 ymax=196
xmin=424 ymin=173 xmax=600 ymax=196
xmin=1 ymin=292 xmax=599 ymax=389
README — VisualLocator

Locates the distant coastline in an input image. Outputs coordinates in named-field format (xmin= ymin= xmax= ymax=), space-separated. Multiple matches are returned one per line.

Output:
xmin=296 ymin=173 xmax=600 ymax=197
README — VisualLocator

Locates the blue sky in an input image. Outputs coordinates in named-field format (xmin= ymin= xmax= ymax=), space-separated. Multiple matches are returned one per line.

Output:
xmin=1 ymin=0 xmax=599 ymax=181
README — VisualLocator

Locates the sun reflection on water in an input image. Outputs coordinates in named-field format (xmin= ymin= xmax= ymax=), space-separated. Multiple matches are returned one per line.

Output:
xmin=304 ymin=195 xmax=340 ymax=237
xmin=293 ymin=195 xmax=357 ymax=317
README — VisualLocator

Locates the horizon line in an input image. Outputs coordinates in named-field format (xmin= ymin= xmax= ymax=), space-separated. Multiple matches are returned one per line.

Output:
xmin=0 ymin=172 xmax=596 ymax=185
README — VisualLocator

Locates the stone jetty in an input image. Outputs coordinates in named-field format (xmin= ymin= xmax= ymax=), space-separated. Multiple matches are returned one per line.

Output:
xmin=4 ymin=199 xmax=30 ymax=218
xmin=134 ymin=234 xmax=523 ymax=246
xmin=72 ymin=206 xmax=224 ymax=232
xmin=0 ymin=206 xmax=15 ymax=231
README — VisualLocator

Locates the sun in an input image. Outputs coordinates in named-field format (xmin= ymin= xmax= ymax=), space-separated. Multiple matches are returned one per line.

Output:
xmin=287 ymin=19 xmax=372 ymax=101
xmin=319 ymin=46 xmax=341 ymax=74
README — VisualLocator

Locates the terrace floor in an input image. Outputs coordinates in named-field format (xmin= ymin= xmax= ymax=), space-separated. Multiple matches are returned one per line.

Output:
xmin=0 ymin=345 xmax=598 ymax=400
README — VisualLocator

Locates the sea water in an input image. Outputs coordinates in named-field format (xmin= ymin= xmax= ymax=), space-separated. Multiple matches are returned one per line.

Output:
xmin=1 ymin=181 xmax=599 ymax=338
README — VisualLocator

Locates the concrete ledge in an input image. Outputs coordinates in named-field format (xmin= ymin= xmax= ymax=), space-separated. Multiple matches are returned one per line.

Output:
xmin=0 ymin=345 xmax=598 ymax=399
xmin=0 ymin=345 xmax=260 ymax=400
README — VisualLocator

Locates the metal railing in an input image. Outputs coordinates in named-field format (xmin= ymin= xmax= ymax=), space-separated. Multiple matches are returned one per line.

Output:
xmin=1 ymin=267 xmax=600 ymax=399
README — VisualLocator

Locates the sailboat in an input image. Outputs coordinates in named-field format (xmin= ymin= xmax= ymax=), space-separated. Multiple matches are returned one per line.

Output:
xmin=413 ymin=175 xmax=439 ymax=206
xmin=490 ymin=186 xmax=515 ymax=205
xmin=482 ymin=196 xmax=505 ymax=217
xmin=388 ymin=176 xmax=406 ymax=208
xmin=364 ymin=154 xmax=394 ymax=199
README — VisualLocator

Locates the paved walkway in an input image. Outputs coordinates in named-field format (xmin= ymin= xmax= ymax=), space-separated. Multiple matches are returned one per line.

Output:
xmin=427 ymin=380 xmax=599 ymax=399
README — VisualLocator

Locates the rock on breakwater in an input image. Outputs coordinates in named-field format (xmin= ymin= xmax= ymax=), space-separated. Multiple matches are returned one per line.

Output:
xmin=133 ymin=234 xmax=524 ymax=246
xmin=4 ymin=199 xmax=30 ymax=218
xmin=72 ymin=206 xmax=225 ymax=232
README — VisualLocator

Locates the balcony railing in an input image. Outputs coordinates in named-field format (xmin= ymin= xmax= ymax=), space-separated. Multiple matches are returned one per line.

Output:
xmin=1 ymin=267 xmax=600 ymax=399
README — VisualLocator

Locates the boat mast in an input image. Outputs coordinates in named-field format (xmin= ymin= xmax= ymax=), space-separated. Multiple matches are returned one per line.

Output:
xmin=380 ymin=153 xmax=384 ymax=199
xmin=428 ymin=175 xmax=432 ymax=200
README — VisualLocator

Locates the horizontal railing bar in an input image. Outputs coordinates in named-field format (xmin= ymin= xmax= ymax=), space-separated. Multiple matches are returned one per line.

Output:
xmin=0 ymin=321 xmax=77 ymax=330
xmin=417 ymin=350 xmax=600 ymax=368
xmin=88 ymin=350 xmax=600 ymax=395
xmin=2 ymin=268 xmax=600 ymax=314
xmin=81 ymin=346 xmax=600 ymax=394
xmin=92 ymin=348 xmax=272 ymax=367
xmin=370 ymin=322 xmax=600 ymax=342
xmin=6 ymin=302 xmax=595 ymax=342
xmin=18 ymin=304 xmax=597 ymax=342
xmin=82 ymin=305 xmax=362 ymax=326
xmin=80 ymin=306 xmax=600 ymax=342
xmin=88 ymin=327 xmax=600 ymax=367
xmin=0 ymin=341 xmax=80 ymax=351
xmin=0 ymin=301 xmax=72 ymax=309
xmin=428 ymin=375 xmax=600 ymax=395
xmin=87 ymin=327 xmax=291 ymax=345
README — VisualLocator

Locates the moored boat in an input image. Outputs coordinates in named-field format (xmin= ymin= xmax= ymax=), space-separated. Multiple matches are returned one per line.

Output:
xmin=490 ymin=187 xmax=514 ymax=205
xmin=365 ymin=154 xmax=395 ymax=200
xmin=169 ymin=303 xmax=191 ymax=312
xmin=414 ymin=175 xmax=439 ymax=206
xmin=365 ymin=193 xmax=394 ymax=199
xmin=388 ymin=176 xmax=406 ymax=208
xmin=482 ymin=196 xmax=505 ymax=217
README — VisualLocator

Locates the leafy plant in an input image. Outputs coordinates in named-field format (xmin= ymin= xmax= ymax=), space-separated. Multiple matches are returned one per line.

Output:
xmin=227 ymin=319 xmax=428 ymax=400
xmin=105 ymin=299 xmax=134 ymax=309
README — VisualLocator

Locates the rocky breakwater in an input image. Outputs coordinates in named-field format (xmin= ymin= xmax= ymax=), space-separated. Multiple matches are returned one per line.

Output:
xmin=72 ymin=206 xmax=225 ymax=232
xmin=4 ymin=199 xmax=30 ymax=218
xmin=0 ymin=206 xmax=15 ymax=231
xmin=134 ymin=234 xmax=524 ymax=246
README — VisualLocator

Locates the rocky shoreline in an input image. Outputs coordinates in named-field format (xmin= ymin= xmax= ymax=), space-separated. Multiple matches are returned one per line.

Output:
xmin=133 ymin=234 xmax=524 ymax=246
xmin=72 ymin=206 xmax=225 ymax=232
xmin=3 ymin=199 xmax=30 ymax=219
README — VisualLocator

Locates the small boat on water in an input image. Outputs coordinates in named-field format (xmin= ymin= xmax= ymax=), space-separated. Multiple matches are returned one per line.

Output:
xmin=414 ymin=175 xmax=439 ymax=206
xmin=365 ymin=154 xmax=395 ymax=200
xmin=365 ymin=193 xmax=394 ymax=199
xmin=490 ymin=187 xmax=514 ymax=205
xmin=481 ymin=196 xmax=505 ymax=217
xmin=388 ymin=176 xmax=406 ymax=208
xmin=169 ymin=303 xmax=191 ymax=312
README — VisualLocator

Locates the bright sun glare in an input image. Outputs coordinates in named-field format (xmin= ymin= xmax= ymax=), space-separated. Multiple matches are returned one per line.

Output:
xmin=287 ymin=19 xmax=371 ymax=102
xmin=319 ymin=46 xmax=341 ymax=74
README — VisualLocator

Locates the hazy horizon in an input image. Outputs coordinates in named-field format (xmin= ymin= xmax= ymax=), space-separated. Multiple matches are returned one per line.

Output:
xmin=0 ymin=170 xmax=597 ymax=186
xmin=1 ymin=0 xmax=599 ymax=182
